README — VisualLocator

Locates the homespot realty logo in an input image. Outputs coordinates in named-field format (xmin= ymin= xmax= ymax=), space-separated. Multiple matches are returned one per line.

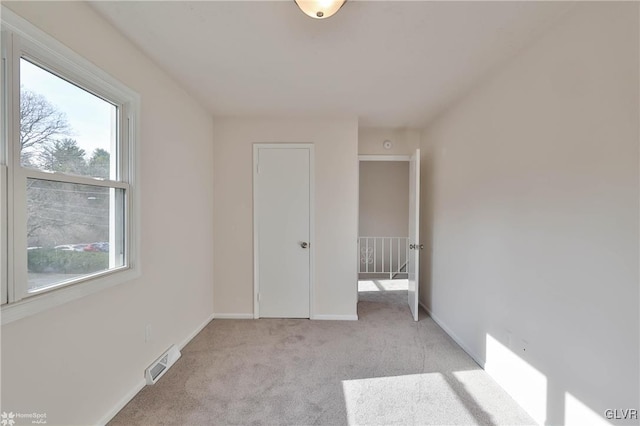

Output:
xmin=1 ymin=412 xmax=47 ymax=425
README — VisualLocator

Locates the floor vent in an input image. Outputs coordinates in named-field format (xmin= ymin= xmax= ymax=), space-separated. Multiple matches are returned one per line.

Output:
xmin=145 ymin=344 xmax=181 ymax=385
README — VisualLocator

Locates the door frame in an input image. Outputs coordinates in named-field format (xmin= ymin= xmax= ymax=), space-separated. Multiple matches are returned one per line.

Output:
xmin=356 ymin=155 xmax=411 ymax=278
xmin=358 ymin=155 xmax=411 ymax=162
xmin=408 ymin=149 xmax=420 ymax=321
xmin=357 ymin=154 xmax=417 ymax=317
xmin=253 ymin=143 xmax=315 ymax=319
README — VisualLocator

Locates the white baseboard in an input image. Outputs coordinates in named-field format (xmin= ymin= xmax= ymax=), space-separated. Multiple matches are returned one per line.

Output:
xmin=212 ymin=313 xmax=359 ymax=321
xmin=213 ymin=313 xmax=254 ymax=319
xmin=420 ymin=301 xmax=486 ymax=368
xmin=98 ymin=313 xmax=215 ymax=426
xmin=179 ymin=313 xmax=214 ymax=350
xmin=311 ymin=314 xmax=358 ymax=321
xmin=98 ymin=379 xmax=145 ymax=426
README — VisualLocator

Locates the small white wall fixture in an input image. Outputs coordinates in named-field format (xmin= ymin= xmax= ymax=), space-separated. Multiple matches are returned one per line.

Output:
xmin=145 ymin=345 xmax=181 ymax=385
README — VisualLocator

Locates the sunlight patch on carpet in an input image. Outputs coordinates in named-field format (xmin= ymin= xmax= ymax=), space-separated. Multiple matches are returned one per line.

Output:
xmin=342 ymin=373 xmax=477 ymax=425
xmin=358 ymin=279 xmax=408 ymax=292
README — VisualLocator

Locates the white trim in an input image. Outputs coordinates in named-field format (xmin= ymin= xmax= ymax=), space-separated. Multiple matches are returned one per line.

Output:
xmin=178 ymin=313 xmax=214 ymax=350
xmin=409 ymin=148 xmax=420 ymax=321
xmin=213 ymin=313 xmax=254 ymax=320
xmin=0 ymin=165 xmax=6 ymax=306
xmin=358 ymin=155 xmax=410 ymax=162
xmin=22 ymin=168 xmax=129 ymax=189
xmin=97 ymin=379 xmax=145 ymax=426
xmin=1 ymin=268 xmax=140 ymax=325
xmin=356 ymin=154 xmax=410 ymax=311
xmin=253 ymin=143 xmax=315 ymax=319
xmin=1 ymin=8 xmax=136 ymax=105
xmin=253 ymin=146 xmax=259 ymax=319
xmin=308 ymin=145 xmax=316 ymax=319
xmin=127 ymin=95 xmax=142 ymax=280
xmin=6 ymin=24 xmax=19 ymax=305
xmin=311 ymin=314 xmax=358 ymax=321
xmin=420 ymin=301 xmax=486 ymax=368
xmin=0 ymin=30 xmax=8 ymax=306
xmin=0 ymin=6 xmax=141 ymax=320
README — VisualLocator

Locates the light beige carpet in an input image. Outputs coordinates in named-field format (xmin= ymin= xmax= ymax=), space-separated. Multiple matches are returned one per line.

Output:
xmin=110 ymin=280 xmax=535 ymax=425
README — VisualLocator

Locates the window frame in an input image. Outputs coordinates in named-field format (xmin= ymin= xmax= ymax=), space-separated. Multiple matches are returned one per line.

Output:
xmin=1 ymin=28 xmax=8 ymax=307
xmin=1 ymin=7 xmax=140 ymax=324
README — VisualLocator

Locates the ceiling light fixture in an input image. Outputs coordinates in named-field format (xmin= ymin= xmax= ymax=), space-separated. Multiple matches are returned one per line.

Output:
xmin=294 ymin=0 xmax=346 ymax=19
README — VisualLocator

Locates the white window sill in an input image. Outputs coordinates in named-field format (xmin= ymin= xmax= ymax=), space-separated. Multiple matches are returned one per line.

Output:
xmin=1 ymin=267 xmax=140 ymax=325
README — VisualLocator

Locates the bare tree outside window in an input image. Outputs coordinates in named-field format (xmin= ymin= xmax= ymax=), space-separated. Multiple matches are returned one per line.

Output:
xmin=20 ymin=82 xmax=118 ymax=290
xmin=20 ymin=87 xmax=72 ymax=167
xmin=2 ymin=23 xmax=136 ymax=310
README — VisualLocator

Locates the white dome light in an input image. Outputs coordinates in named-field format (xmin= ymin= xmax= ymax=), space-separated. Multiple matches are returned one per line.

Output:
xmin=294 ymin=0 xmax=346 ymax=19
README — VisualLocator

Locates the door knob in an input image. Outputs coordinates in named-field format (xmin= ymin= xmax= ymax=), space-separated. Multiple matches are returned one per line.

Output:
xmin=300 ymin=242 xmax=309 ymax=249
xmin=419 ymin=244 xmax=424 ymax=250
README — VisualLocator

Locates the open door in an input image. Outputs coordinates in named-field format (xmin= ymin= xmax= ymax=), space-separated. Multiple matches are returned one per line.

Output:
xmin=408 ymin=149 xmax=420 ymax=321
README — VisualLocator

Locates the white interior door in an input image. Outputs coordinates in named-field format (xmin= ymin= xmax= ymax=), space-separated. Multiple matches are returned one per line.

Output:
xmin=408 ymin=149 xmax=420 ymax=321
xmin=254 ymin=146 xmax=311 ymax=318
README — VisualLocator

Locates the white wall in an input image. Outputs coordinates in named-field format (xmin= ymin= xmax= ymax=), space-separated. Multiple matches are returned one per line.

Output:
xmin=359 ymin=161 xmax=409 ymax=237
xmin=420 ymin=3 xmax=638 ymax=425
xmin=359 ymin=127 xmax=419 ymax=156
xmin=212 ymin=118 xmax=358 ymax=319
xmin=1 ymin=2 xmax=215 ymax=424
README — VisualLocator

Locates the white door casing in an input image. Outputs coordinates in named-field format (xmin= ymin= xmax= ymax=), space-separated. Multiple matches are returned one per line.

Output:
xmin=408 ymin=149 xmax=420 ymax=321
xmin=253 ymin=144 xmax=313 ymax=318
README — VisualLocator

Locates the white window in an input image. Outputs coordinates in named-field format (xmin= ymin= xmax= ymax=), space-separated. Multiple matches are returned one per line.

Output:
xmin=1 ymin=9 xmax=139 ymax=323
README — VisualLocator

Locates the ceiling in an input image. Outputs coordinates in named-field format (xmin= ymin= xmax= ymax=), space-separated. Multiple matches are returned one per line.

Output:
xmin=90 ymin=1 xmax=576 ymax=129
